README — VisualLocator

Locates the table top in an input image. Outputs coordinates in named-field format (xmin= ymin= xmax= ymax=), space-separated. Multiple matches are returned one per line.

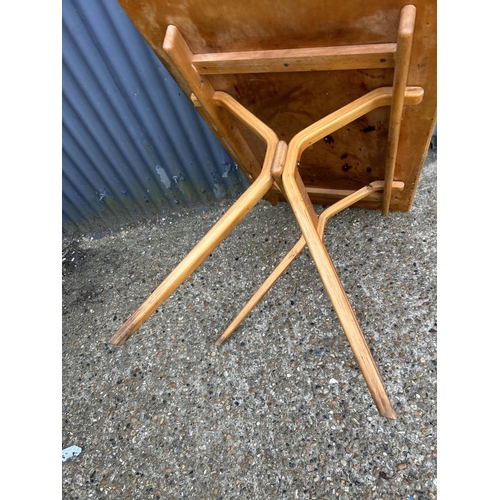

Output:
xmin=118 ymin=0 xmax=436 ymax=211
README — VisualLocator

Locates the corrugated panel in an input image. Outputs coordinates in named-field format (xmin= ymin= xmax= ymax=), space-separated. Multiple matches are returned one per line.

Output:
xmin=62 ymin=0 xmax=250 ymax=234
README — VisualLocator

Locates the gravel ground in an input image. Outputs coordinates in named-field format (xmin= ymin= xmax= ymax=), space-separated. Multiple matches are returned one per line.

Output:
xmin=62 ymin=149 xmax=437 ymax=499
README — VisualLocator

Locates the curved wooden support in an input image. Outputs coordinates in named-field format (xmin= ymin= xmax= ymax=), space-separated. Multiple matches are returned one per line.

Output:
xmin=279 ymin=89 xmax=419 ymax=419
xmin=290 ymin=86 xmax=423 ymax=155
xmin=108 ymin=92 xmax=279 ymax=346
xmin=216 ymin=85 xmax=423 ymax=352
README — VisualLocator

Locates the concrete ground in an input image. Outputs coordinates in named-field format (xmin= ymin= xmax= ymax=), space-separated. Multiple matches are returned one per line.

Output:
xmin=62 ymin=149 xmax=437 ymax=499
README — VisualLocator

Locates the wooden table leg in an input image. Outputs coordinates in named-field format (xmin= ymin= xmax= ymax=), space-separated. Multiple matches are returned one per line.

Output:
xmin=284 ymin=168 xmax=397 ymax=419
xmin=216 ymin=236 xmax=304 ymax=346
xmin=109 ymin=91 xmax=279 ymax=346
xmin=216 ymin=181 xmax=404 ymax=346
xmin=108 ymin=171 xmax=274 ymax=346
xmin=277 ymin=90 xmax=415 ymax=418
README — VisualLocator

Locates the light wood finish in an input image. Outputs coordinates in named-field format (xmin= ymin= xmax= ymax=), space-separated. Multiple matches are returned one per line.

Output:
xmin=215 ymin=180 xmax=404 ymax=346
xmin=305 ymin=186 xmax=395 ymax=204
xmin=259 ymin=87 xmax=420 ymax=418
xmin=163 ymin=25 xmax=265 ymax=188
xmin=215 ymin=85 xmax=422 ymax=417
xmin=382 ymin=4 xmax=417 ymax=215
xmin=284 ymin=86 xmax=423 ymax=155
xmin=108 ymin=92 xmax=279 ymax=346
xmin=280 ymin=91 xmax=410 ymax=419
xmin=118 ymin=0 xmax=436 ymax=211
xmin=109 ymin=2 xmax=436 ymax=418
xmin=270 ymin=141 xmax=289 ymax=196
xmin=192 ymin=43 xmax=397 ymax=75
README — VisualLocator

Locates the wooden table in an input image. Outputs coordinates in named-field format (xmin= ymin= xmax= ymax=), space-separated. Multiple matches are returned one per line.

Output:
xmin=108 ymin=0 xmax=437 ymax=419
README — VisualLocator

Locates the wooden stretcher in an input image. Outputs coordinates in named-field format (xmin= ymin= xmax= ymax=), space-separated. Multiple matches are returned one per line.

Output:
xmin=108 ymin=0 xmax=437 ymax=419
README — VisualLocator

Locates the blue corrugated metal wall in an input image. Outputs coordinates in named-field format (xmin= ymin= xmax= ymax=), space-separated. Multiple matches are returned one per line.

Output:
xmin=62 ymin=0 xmax=250 ymax=234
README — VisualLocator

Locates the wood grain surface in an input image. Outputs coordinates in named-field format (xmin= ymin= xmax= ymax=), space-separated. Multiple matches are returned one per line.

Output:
xmin=117 ymin=0 xmax=436 ymax=211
